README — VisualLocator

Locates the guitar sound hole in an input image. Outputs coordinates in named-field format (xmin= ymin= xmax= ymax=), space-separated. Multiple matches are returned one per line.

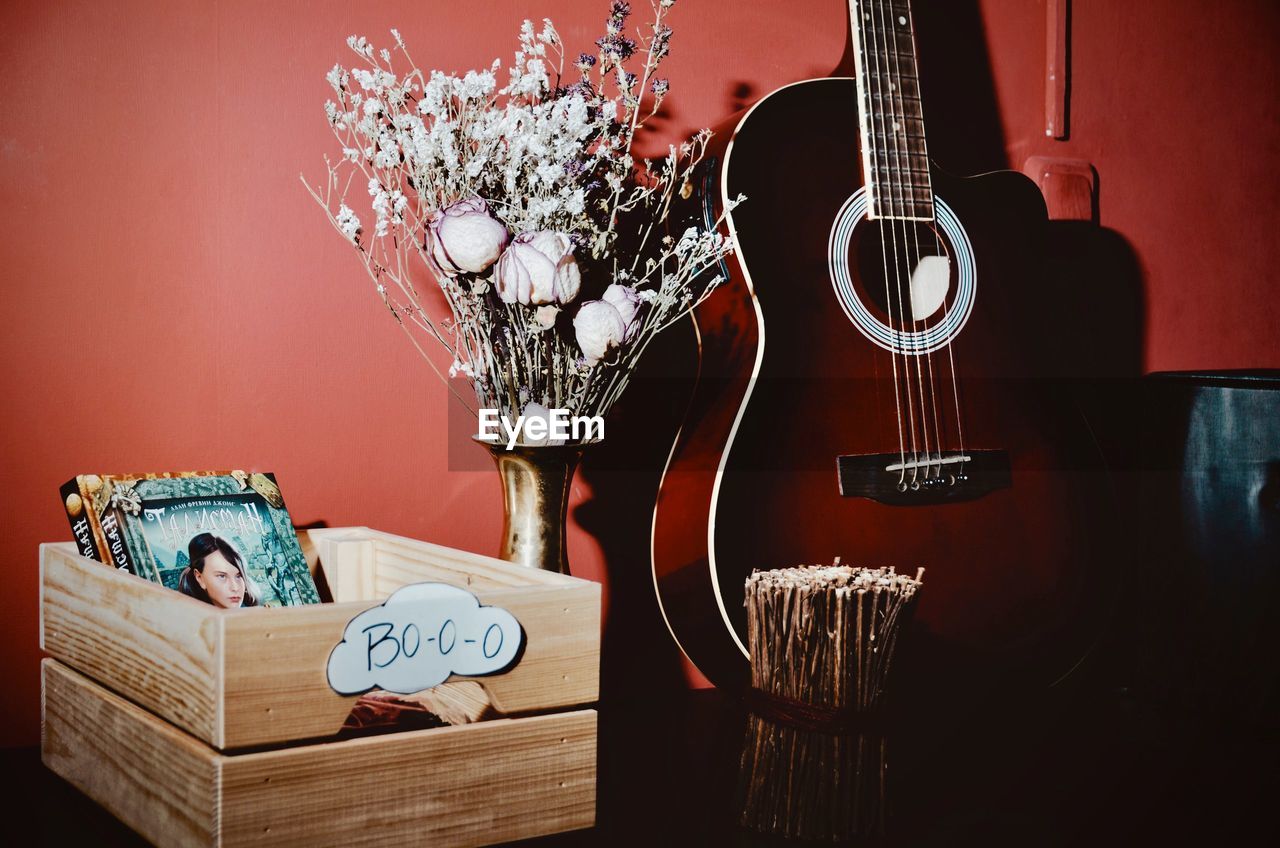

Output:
xmin=851 ymin=219 xmax=953 ymax=327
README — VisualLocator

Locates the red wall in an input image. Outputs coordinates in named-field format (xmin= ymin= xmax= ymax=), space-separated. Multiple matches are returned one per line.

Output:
xmin=1 ymin=0 xmax=1275 ymax=746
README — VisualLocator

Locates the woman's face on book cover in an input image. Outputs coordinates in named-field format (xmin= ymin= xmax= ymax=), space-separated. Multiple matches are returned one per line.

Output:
xmin=196 ymin=551 xmax=246 ymax=608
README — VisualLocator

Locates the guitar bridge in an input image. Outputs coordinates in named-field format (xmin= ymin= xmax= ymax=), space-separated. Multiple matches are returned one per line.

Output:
xmin=837 ymin=450 xmax=1010 ymax=506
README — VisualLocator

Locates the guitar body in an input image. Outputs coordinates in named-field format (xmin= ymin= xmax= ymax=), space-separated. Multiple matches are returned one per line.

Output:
xmin=653 ymin=78 xmax=1113 ymax=691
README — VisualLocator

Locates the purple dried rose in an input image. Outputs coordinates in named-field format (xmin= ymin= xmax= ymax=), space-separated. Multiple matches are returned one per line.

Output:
xmin=426 ymin=198 xmax=509 ymax=276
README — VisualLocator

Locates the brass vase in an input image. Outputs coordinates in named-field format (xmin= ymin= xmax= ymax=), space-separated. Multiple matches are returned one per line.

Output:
xmin=480 ymin=440 xmax=589 ymax=574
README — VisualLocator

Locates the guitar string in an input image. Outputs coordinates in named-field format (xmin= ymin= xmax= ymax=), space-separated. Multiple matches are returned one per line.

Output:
xmin=866 ymin=0 xmax=918 ymax=479
xmin=872 ymin=0 xmax=925 ymax=483
xmin=899 ymin=0 xmax=967 ymax=473
xmin=851 ymin=0 xmax=905 ymax=475
xmin=892 ymin=0 xmax=938 ymax=481
xmin=886 ymin=0 xmax=944 ymax=479
xmin=857 ymin=0 xmax=909 ymax=479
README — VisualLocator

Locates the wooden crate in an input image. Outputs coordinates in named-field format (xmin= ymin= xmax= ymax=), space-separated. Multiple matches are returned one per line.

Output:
xmin=40 ymin=528 xmax=601 ymax=847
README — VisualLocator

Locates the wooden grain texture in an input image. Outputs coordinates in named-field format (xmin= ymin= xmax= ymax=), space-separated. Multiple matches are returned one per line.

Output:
xmin=44 ymin=660 xmax=597 ymax=848
xmin=466 ymin=583 xmax=600 ymax=714
xmin=42 ymin=659 xmax=220 ymax=848
xmin=40 ymin=543 xmax=223 ymax=743
xmin=220 ymin=710 xmax=597 ymax=847
xmin=317 ymin=531 xmax=376 ymax=603
xmin=409 ymin=681 xmax=495 ymax=725
xmin=312 ymin=527 xmax=574 ymax=592
xmin=219 ymin=602 xmax=364 ymax=749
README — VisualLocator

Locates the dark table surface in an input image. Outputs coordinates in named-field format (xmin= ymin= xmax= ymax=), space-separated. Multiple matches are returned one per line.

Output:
xmin=3 ymin=683 xmax=1274 ymax=847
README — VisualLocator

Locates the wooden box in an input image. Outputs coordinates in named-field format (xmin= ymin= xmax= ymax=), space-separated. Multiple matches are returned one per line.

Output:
xmin=40 ymin=527 xmax=600 ymax=847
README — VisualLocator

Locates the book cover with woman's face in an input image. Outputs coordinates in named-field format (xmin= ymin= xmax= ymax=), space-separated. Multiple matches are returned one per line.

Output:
xmin=138 ymin=492 xmax=312 ymax=606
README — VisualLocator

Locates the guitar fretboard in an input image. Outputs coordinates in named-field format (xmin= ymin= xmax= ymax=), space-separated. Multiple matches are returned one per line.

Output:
xmin=850 ymin=0 xmax=934 ymax=221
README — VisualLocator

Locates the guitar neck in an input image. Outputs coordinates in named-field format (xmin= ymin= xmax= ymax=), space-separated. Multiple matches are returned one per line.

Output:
xmin=848 ymin=0 xmax=934 ymax=221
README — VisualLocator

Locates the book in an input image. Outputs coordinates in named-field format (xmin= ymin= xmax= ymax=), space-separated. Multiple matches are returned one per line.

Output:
xmin=60 ymin=473 xmax=138 ymax=572
xmin=58 ymin=471 xmax=321 ymax=607
xmin=59 ymin=477 xmax=100 ymax=561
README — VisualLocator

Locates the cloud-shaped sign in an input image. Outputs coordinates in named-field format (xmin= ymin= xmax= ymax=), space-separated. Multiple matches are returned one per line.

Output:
xmin=327 ymin=582 xmax=524 ymax=696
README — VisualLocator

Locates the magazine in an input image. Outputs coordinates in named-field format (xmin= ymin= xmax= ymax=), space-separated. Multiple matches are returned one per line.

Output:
xmin=59 ymin=471 xmax=320 ymax=607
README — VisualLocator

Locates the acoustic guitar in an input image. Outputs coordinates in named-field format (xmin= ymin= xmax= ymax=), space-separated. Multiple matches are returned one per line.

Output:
xmin=652 ymin=0 xmax=1113 ymax=691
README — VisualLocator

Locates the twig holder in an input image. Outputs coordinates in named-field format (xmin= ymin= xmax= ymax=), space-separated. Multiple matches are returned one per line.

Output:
xmin=736 ymin=562 xmax=924 ymax=841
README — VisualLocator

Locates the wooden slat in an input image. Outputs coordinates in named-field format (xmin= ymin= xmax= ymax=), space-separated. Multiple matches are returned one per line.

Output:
xmin=44 ymin=659 xmax=597 ymax=848
xmin=220 ymin=711 xmax=597 ymax=847
xmin=368 ymin=555 xmax=526 ymax=595
xmin=40 ymin=543 xmax=223 ymax=743
xmin=220 ymin=581 xmax=600 ymax=746
xmin=367 ymin=530 xmax=571 ymax=587
xmin=322 ymin=534 xmax=377 ymax=604
xmin=41 ymin=659 xmax=220 ymax=848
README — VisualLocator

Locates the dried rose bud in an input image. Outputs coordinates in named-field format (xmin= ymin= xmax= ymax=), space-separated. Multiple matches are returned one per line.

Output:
xmin=495 ymin=231 xmax=582 ymax=305
xmin=602 ymin=283 xmax=643 ymax=340
xmin=426 ymin=198 xmax=509 ymax=276
xmin=573 ymin=299 xmax=627 ymax=365
xmin=534 ymin=304 xmax=560 ymax=330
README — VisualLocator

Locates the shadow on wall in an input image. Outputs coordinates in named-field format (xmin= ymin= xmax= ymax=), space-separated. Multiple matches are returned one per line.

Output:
xmin=913 ymin=0 xmax=1010 ymax=174
xmin=573 ymin=322 xmax=702 ymax=704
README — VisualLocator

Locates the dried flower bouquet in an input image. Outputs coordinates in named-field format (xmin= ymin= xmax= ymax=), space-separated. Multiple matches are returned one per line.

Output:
xmin=306 ymin=0 xmax=739 ymax=441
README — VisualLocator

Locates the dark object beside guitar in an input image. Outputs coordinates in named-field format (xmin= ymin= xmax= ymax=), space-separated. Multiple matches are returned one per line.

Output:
xmin=653 ymin=0 xmax=1114 ymax=692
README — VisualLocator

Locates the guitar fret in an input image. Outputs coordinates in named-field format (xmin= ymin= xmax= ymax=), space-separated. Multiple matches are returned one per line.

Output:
xmin=872 ymin=162 xmax=931 ymax=173
xmin=864 ymin=68 xmax=919 ymax=82
xmin=871 ymin=160 xmax=930 ymax=172
xmin=873 ymin=208 xmax=935 ymax=217
xmin=872 ymin=168 xmax=931 ymax=178
xmin=867 ymin=78 xmax=922 ymax=90
xmin=866 ymin=80 xmax=921 ymax=96
xmin=870 ymin=167 xmax=931 ymax=179
xmin=868 ymin=209 xmax=935 ymax=223
xmin=872 ymin=186 xmax=935 ymax=199
xmin=870 ymin=151 xmax=930 ymax=164
xmin=868 ymin=91 xmax=922 ymax=103
xmin=870 ymin=148 xmax=930 ymax=161
xmin=868 ymin=129 xmax=928 ymax=141
xmin=871 ymin=181 xmax=934 ymax=191
xmin=859 ymin=29 xmax=916 ymax=50
xmin=871 ymin=176 xmax=933 ymax=186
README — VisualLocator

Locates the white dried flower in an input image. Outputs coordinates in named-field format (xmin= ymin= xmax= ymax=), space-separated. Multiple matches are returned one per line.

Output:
xmin=573 ymin=300 xmax=627 ymax=364
xmin=534 ymin=304 xmax=560 ymax=330
xmin=426 ymin=198 xmax=509 ymax=276
xmin=495 ymin=231 xmax=581 ymax=305
xmin=335 ymin=204 xmax=361 ymax=241
xmin=602 ymin=283 xmax=643 ymax=340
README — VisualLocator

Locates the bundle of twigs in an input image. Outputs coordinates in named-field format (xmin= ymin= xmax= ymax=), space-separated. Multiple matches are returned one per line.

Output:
xmin=737 ymin=562 xmax=924 ymax=841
